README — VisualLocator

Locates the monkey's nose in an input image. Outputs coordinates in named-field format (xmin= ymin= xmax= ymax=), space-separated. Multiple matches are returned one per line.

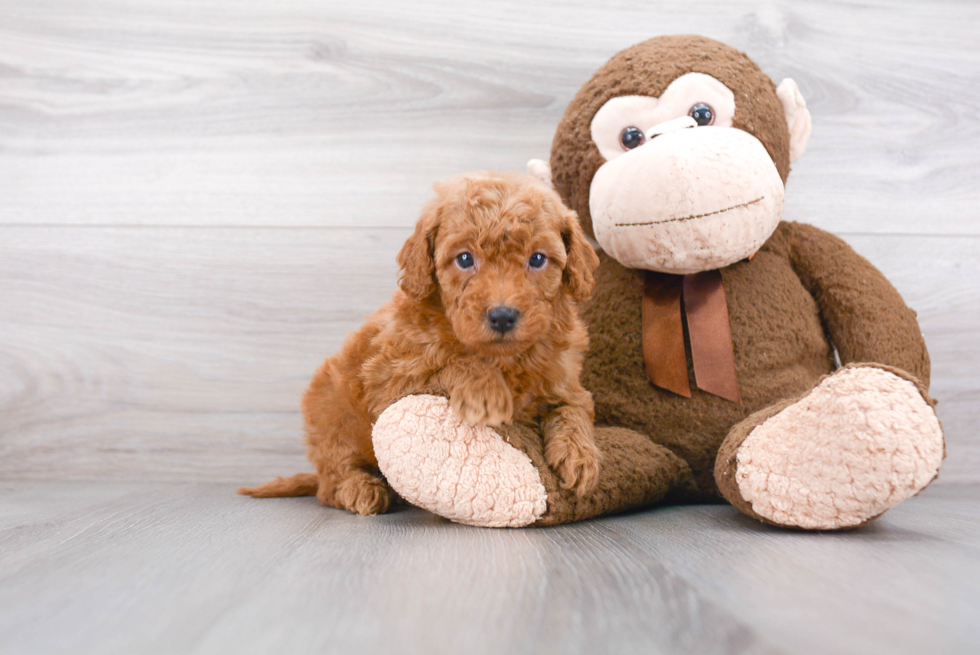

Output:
xmin=646 ymin=115 xmax=698 ymax=140
xmin=487 ymin=306 xmax=520 ymax=334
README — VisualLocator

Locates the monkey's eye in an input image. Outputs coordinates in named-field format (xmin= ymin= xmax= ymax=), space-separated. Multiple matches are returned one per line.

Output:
xmin=455 ymin=252 xmax=475 ymax=270
xmin=689 ymin=103 xmax=714 ymax=126
xmin=619 ymin=126 xmax=645 ymax=151
xmin=528 ymin=252 xmax=548 ymax=269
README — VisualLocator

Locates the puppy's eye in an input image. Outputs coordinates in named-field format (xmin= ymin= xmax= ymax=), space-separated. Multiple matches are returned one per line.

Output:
xmin=455 ymin=252 xmax=475 ymax=270
xmin=528 ymin=252 xmax=548 ymax=269
xmin=689 ymin=103 xmax=714 ymax=126
xmin=619 ymin=126 xmax=645 ymax=151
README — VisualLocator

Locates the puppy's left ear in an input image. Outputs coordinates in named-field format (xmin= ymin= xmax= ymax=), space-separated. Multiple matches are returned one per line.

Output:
xmin=561 ymin=209 xmax=600 ymax=302
xmin=397 ymin=200 xmax=440 ymax=301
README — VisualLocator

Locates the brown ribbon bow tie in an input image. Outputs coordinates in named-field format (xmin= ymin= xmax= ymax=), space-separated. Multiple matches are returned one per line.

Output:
xmin=641 ymin=270 xmax=741 ymax=404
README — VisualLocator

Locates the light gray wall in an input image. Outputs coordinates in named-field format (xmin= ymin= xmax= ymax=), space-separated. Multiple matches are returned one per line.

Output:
xmin=2 ymin=0 xmax=977 ymax=482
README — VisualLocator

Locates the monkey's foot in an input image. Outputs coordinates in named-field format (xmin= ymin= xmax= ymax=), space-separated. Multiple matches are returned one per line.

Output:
xmin=716 ymin=364 xmax=944 ymax=530
xmin=372 ymin=395 xmax=547 ymax=528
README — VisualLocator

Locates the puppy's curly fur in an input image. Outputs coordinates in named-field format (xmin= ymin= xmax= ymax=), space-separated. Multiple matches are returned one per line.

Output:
xmin=239 ymin=172 xmax=601 ymax=515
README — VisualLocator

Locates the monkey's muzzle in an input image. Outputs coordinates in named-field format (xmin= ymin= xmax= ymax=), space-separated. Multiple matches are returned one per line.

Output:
xmin=589 ymin=126 xmax=785 ymax=274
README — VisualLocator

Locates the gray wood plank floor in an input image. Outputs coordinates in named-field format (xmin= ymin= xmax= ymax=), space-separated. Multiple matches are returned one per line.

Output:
xmin=0 ymin=481 xmax=976 ymax=655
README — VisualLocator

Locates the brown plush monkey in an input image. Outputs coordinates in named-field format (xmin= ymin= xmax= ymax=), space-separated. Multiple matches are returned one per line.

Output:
xmin=372 ymin=35 xmax=944 ymax=530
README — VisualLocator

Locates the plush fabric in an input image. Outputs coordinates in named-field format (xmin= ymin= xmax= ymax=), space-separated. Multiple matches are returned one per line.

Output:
xmin=715 ymin=364 xmax=944 ymax=529
xmin=577 ymin=219 xmax=935 ymax=497
xmin=498 ymin=422 xmax=699 ymax=526
xmin=374 ymin=395 xmax=696 ymax=527
xmin=589 ymin=73 xmax=737 ymax=161
xmin=589 ymin=125 xmax=785 ymax=273
xmin=374 ymin=395 xmax=548 ymax=528
xmin=374 ymin=35 xmax=945 ymax=531
xmin=551 ymin=35 xmax=793 ymax=240
xmin=776 ymin=78 xmax=811 ymax=162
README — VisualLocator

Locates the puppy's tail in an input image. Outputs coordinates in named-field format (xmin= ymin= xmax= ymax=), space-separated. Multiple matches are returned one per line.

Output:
xmin=237 ymin=473 xmax=318 ymax=498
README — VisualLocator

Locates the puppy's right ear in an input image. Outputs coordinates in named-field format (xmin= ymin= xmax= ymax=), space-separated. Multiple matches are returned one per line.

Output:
xmin=397 ymin=200 xmax=440 ymax=301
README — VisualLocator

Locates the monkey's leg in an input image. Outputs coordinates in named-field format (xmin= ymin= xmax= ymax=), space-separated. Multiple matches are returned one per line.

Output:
xmin=529 ymin=424 xmax=697 ymax=527
xmin=372 ymin=395 xmax=695 ymax=527
xmin=715 ymin=363 xmax=945 ymax=530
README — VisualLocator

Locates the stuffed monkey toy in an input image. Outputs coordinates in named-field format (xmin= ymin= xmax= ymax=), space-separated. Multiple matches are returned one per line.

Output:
xmin=372 ymin=35 xmax=944 ymax=529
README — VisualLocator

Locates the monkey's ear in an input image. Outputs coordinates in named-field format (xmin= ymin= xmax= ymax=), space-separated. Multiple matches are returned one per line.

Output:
xmin=527 ymin=159 xmax=554 ymax=189
xmin=561 ymin=208 xmax=600 ymax=302
xmin=776 ymin=79 xmax=812 ymax=163
xmin=397 ymin=201 xmax=440 ymax=301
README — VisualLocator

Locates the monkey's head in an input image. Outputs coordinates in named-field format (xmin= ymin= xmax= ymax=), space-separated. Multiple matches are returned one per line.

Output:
xmin=532 ymin=35 xmax=811 ymax=275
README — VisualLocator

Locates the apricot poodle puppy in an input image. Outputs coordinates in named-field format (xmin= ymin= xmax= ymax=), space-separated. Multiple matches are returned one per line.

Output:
xmin=239 ymin=172 xmax=601 ymax=515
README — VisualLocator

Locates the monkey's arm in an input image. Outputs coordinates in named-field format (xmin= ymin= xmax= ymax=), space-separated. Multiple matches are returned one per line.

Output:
xmin=783 ymin=221 xmax=930 ymax=387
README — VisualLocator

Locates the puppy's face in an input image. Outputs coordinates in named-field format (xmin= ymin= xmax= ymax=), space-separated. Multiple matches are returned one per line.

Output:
xmin=397 ymin=173 xmax=599 ymax=352
xmin=434 ymin=194 xmax=565 ymax=350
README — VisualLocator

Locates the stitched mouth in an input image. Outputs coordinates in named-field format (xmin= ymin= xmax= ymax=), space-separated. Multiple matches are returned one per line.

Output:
xmin=614 ymin=196 xmax=765 ymax=227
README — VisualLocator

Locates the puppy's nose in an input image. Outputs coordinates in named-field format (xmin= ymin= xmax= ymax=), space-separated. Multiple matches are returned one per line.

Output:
xmin=487 ymin=306 xmax=520 ymax=334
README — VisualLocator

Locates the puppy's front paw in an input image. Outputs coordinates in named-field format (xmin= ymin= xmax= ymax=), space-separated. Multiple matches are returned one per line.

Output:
xmin=449 ymin=372 xmax=514 ymax=426
xmin=545 ymin=430 xmax=600 ymax=497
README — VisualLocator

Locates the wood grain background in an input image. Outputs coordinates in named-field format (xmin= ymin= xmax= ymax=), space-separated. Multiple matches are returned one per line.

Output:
xmin=2 ymin=0 xmax=978 ymax=483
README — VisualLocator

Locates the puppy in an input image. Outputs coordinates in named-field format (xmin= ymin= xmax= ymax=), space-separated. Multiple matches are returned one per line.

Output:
xmin=239 ymin=172 xmax=601 ymax=515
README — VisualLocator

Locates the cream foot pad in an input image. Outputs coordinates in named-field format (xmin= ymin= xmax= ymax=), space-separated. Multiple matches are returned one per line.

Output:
xmin=373 ymin=395 xmax=547 ymax=528
xmin=735 ymin=366 xmax=944 ymax=529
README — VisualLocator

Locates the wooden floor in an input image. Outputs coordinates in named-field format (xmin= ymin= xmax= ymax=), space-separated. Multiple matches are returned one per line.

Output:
xmin=0 ymin=481 xmax=977 ymax=655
